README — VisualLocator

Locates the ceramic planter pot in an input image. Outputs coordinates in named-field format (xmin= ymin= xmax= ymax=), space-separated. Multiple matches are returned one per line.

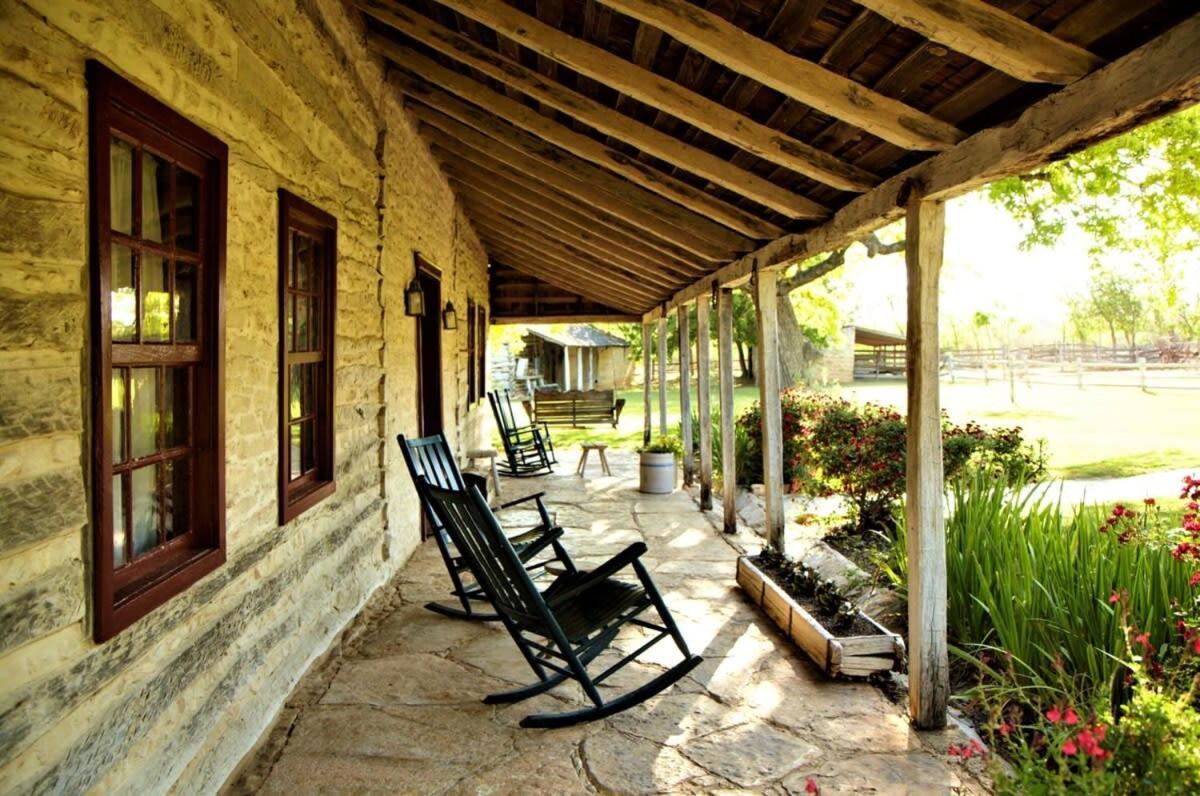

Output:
xmin=638 ymin=451 xmax=677 ymax=494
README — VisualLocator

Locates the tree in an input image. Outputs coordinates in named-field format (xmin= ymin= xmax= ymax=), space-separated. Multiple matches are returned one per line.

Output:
xmin=987 ymin=105 xmax=1200 ymax=339
xmin=1085 ymin=268 xmax=1144 ymax=347
xmin=772 ymin=230 xmax=905 ymax=387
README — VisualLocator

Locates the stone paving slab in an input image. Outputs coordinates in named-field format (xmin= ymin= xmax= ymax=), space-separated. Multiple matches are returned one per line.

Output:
xmin=228 ymin=450 xmax=988 ymax=795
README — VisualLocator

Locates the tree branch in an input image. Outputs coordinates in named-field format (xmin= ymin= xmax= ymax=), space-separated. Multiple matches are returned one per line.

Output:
xmin=778 ymin=231 xmax=905 ymax=295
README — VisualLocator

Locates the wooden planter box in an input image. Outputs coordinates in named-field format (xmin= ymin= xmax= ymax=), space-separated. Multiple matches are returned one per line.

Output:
xmin=736 ymin=556 xmax=905 ymax=678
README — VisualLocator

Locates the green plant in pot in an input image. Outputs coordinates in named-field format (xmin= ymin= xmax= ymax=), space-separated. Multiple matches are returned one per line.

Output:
xmin=639 ymin=435 xmax=682 ymax=494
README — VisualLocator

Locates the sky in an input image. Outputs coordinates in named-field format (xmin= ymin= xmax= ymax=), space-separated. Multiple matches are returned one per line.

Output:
xmin=831 ymin=190 xmax=1097 ymax=345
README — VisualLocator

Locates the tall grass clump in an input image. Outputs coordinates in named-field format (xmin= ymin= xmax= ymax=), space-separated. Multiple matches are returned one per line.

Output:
xmin=887 ymin=469 xmax=1195 ymax=701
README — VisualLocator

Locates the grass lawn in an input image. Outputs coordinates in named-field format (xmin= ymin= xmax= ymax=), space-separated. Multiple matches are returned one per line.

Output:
xmin=839 ymin=379 xmax=1198 ymax=480
xmin=504 ymin=378 xmax=1197 ymax=481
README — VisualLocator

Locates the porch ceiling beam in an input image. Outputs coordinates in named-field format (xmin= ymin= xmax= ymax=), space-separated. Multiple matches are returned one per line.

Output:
xmin=407 ymin=102 xmax=751 ymax=261
xmin=474 ymin=224 xmax=665 ymax=300
xmin=484 ymin=241 xmax=646 ymax=309
xmin=367 ymin=25 xmax=811 ymax=226
xmin=493 ymin=313 xmax=642 ymax=324
xmin=653 ymin=11 xmax=1200 ymax=318
xmin=442 ymin=170 xmax=699 ymax=279
xmin=482 ymin=241 xmax=650 ymax=311
xmin=458 ymin=191 xmax=688 ymax=286
xmin=432 ymin=148 xmax=706 ymax=273
xmin=854 ymin=0 xmax=1105 ymax=84
xmin=464 ymin=200 xmax=683 ymax=292
xmin=414 ymin=0 xmax=937 ymax=179
xmin=586 ymin=0 xmax=964 ymax=150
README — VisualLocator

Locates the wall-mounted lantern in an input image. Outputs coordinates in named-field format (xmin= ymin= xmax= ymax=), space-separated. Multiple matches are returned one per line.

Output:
xmin=442 ymin=300 xmax=458 ymax=330
xmin=404 ymin=277 xmax=425 ymax=317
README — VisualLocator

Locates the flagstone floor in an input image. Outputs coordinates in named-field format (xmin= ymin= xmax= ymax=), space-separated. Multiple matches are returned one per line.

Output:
xmin=227 ymin=450 xmax=988 ymax=795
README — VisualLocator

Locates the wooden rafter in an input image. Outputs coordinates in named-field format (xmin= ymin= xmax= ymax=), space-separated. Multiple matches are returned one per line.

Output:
xmin=481 ymin=238 xmax=652 ymax=310
xmin=415 ymin=0 xmax=931 ymax=180
xmin=590 ymin=0 xmax=966 ymax=150
xmin=654 ymin=10 xmax=1200 ymax=315
xmin=464 ymin=199 xmax=684 ymax=291
xmin=362 ymin=1 xmax=871 ymax=200
xmin=444 ymin=172 xmax=700 ymax=279
xmin=855 ymin=0 xmax=1105 ymax=84
xmin=431 ymin=148 xmax=706 ymax=270
xmin=404 ymin=98 xmax=752 ymax=260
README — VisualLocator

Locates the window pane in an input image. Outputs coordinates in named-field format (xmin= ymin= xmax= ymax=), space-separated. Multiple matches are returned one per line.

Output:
xmin=142 ymin=150 xmax=169 ymax=243
xmin=293 ymin=232 xmax=311 ymax=290
xmin=141 ymin=254 xmax=170 ymax=342
xmin=301 ymin=419 xmax=316 ymax=475
xmin=131 ymin=464 xmax=159 ymax=556
xmin=308 ymin=296 xmax=319 ymax=352
xmin=174 ymin=261 xmax=196 ymax=342
xmin=289 ymin=423 xmax=301 ymax=481
xmin=175 ymin=168 xmax=199 ymax=251
xmin=110 ymin=138 xmax=134 ymax=235
xmin=164 ymin=367 xmax=189 ymax=448
xmin=130 ymin=367 xmax=160 ymax=459
xmin=307 ymin=241 xmax=321 ymax=295
xmin=295 ymin=297 xmax=309 ymax=353
xmin=113 ymin=473 xmax=127 ymax=567
xmin=286 ymin=294 xmax=295 ymax=353
xmin=289 ymin=363 xmax=302 ymax=421
xmin=164 ymin=457 xmax=190 ymax=540
xmin=112 ymin=369 xmax=126 ymax=464
xmin=111 ymin=244 xmax=136 ymax=341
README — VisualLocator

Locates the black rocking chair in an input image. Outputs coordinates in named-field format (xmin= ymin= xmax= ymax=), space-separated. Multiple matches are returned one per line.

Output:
xmin=420 ymin=480 xmax=703 ymax=728
xmin=398 ymin=432 xmax=576 ymax=621
xmin=488 ymin=390 xmax=556 ymax=477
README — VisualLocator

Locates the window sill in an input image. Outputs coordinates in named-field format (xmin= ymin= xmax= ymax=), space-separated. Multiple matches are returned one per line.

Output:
xmin=98 ymin=546 xmax=225 ymax=642
xmin=280 ymin=478 xmax=336 ymax=525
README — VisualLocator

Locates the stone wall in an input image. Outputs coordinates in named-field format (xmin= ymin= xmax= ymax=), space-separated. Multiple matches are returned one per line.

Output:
xmin=0 ymin=1 xmax=488 ymax=792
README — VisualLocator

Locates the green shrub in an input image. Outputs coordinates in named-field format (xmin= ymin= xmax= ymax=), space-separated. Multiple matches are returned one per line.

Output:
xmin=738 ymin=390 xmax=1045 ymax=531
xmin=678 ymin=412 xmax=753 ymax=487
xmin=886 ymin=471 xmax=1196 ymax=699
xmin=640 ymin=434 xmax=682 ymax=455
xmin=1109 ymin=687 xmax=1200 ymax=794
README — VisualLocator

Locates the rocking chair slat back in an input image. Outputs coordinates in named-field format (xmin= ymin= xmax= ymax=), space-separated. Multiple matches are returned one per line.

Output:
xmin=423 ymin=482 xmax=547 ymax=625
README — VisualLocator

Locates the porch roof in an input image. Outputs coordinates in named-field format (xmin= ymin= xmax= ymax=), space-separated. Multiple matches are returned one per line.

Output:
xmin=351 ymin=0 xmax=1200 ymax=320
xmin=524 ymin=324 xmax=631 ymax=349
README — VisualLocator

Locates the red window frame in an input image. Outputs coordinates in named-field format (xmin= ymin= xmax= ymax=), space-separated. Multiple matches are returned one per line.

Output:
xmin=277 ymin=190 xmax=337 ymax=524
xmin=88 ymin=61 xmax=228 ymax=642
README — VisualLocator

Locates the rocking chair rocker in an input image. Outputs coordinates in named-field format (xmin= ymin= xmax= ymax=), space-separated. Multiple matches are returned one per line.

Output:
xmin=420 ymin=480 xmax=703 ymax=728
xmin=399 ymin=432 xmax=576 ymax=621
xmin=488 ymin=390 xmax=556 ymax=477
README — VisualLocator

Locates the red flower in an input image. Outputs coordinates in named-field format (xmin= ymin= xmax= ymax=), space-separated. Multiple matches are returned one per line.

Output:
xmin=998 ymin=722 xmax=1014 ymax=737
xmin=1064 ymin=707 xmax=1079 ymax=726
xmin=1109 ymin=590 xmax=1121 ymax=604
xmin=1046 ymin=706 xmax=1062 ymax=723
xmin=1062 ymin=738 xmax=1078 ymax=756
xmin=1112 ymin=504 xmax=1126 ymax=517
xmin=1190 ymin=571 xmax=1200 ymax=589
xmin=805 ymin=778 xmax=820 ymax=794
xmin=1144 ymin=497 xmax=1156 ymax=506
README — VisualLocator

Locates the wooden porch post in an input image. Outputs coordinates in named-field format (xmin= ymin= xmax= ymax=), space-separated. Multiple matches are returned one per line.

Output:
xmin=717 ymin=288 xmax=737 ymax=532
xmin=905 ymin=189 xmax=949 ymax=730
xmin=577 ymin=346 xmax=584 ymax=390
xmin=657 ymin=315 xmax=668 ymax=436
xmin=754 ymin=270 xmax=785 ymax=551
xmin=562 ymin=345 xmax=571 ymax=391
xmin=642 ymin=321 xmax=652 ymax=445
xmin=678 ymin=305 xmax=694 ymax=486
xmin=696 ymin=294 xmax=713 ymax=510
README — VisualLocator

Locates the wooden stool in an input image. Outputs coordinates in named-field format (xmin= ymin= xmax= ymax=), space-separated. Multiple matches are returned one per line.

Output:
xmin=576 ymin=442 xmax=611 ymax=477
xmin=466 ymin=448 xmax=502 ymax=497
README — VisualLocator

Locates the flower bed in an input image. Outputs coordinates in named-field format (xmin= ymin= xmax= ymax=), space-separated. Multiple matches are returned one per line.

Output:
xmin=736 ymin=548 xmax=904 ymax=678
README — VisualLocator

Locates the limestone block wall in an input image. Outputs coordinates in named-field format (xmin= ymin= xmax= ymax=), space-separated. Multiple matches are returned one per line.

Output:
xmin=0 ymin=1 xmax=488 ymax=792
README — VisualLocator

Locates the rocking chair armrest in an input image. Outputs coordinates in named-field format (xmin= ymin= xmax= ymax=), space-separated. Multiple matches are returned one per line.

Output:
xmin=514 ymin=526 xmax=565 ymax=563
xmin=463 ymin=472 xmax=488 ymax=494
xmin=499 ymin=491 xmax=547 ymax=510
xmin=499 ymin=490 xmax=554 ymax=528
xmin=546 ymin=542 xmax=648 ymax=608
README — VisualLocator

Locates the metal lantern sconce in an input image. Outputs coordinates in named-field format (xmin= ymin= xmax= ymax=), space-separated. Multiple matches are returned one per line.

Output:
xmin=404 ymin=276 xmax=424 ymax=317
xmin=442 ymin=300 xmax=458 ymax=330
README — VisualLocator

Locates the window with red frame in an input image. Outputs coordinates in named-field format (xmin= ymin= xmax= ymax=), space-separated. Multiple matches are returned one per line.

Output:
xmin=89 ymin=62 xmax=228 ymax=641
xmin=278 ymin=190 xmax=337 ymax=523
